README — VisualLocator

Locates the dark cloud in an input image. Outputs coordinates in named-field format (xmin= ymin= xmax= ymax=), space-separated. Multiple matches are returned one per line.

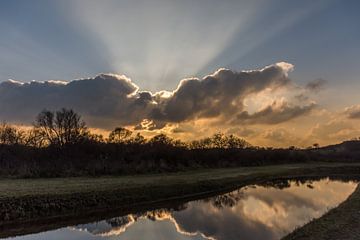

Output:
xmin=305 ymin=78 xmax=327 ymax=92
xmin=151 ymin=63 xmax=292 ymax=123
xmin=344 ymin=105 xmax=360 ymax=119
xmin=0 ymin=62 xmax=309 ymax=129
xmin=234 ymin=101 xmax=316 ymax=125
xmin=0 ymin=74 xmax=152 ymax=128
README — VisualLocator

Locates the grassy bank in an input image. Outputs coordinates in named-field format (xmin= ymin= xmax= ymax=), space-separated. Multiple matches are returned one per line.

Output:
xmin=1 ymin=162 xmax=360 ymax=238
xmin=282 ymin=180 xmax=360 ymax=240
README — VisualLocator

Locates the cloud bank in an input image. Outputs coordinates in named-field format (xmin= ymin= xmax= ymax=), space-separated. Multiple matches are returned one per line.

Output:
xmin=0 ymin=62 xmax=315 ymax=130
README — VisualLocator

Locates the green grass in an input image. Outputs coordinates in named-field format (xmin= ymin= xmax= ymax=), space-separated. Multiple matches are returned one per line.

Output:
xmin=0 ymin=163 xmax=354 ymax=199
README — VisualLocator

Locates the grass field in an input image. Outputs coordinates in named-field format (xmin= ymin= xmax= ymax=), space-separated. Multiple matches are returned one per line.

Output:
xmin=1 ymin=162 xmax=358 ymax=199
xmin=0 ymin=164 xmax=299 ymax=198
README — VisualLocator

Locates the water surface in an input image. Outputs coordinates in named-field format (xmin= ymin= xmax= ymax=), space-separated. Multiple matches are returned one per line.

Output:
xmin=4 ymin=178 xmax=357 ymax=240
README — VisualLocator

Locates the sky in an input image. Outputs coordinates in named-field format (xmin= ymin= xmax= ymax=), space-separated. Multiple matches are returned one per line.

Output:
xmin=1 ymin=0 xmax=360 ymax=147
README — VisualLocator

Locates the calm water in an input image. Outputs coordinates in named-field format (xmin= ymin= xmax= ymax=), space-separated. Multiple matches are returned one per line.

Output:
xmin=4 ymin=178 xmax=358 ymax=240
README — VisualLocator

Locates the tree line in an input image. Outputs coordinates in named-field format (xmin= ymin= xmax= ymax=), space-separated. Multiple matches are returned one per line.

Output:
xmin=0 ymin=108 xmax=359 ymax=177
xmin=0 ymin=108 xmax=251 ymax=149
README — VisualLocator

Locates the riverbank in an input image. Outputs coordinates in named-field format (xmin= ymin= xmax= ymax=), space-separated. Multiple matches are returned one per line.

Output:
xmin=282 ymin=178 xmax=360 ymax=240
xmin=1 ymin=162 xmax=360 ymax=238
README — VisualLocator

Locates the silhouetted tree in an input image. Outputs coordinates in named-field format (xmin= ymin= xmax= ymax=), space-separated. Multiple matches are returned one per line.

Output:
xmin=128 ymin=133 xmax=146 ymax=145
xmin=149 ymin=134 xmax=173 ymax=146
xmin=88 ymin=133 xmax=105 ymax=143
xmin=225 ymin=134 xmax=251 ymax=149
xmin=193 ymin=137 xmax=213 ymax=149
xmin=0 ymin=123 xmax=24 ymax=145
xmin=211 ymin=133 xmax=226 ymax=148
xmin=172 ymin=139 xmax=187 ymax=148
xmin=189 ymin=133 xmax=250 ymax=149
xmin=108 ymin=127 xmax=132 ymax=143
xmin=35 ymin=108 xmax=88 ymax=146
xmin=23 ymin=128 xmax=46 ymax=147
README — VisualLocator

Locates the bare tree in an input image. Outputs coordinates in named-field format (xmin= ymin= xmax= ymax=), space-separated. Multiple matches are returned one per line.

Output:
xmin=35 ymin=108 xmax=88 ymax=146
xmin=148 ymin=134 xmax=173 ymax=146
xmin=23 ymin=128 xmax=47 ymax=147
xmin=189 ymin=133 xmax=250 ymax=149
xmin=0 ymin=123 xmax=25 ymax=145
xmin=88 ymin=133 xmax=105 ymax=143
xmin=128 ymin=133 xmax=146 ymax=145
xmin=225 ymin=134 xmax=251 ymax=149
xmin=108 ymin=127 xmax=132 ymax=143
